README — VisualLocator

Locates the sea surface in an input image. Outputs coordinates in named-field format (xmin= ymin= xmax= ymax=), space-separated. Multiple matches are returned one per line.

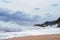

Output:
xmin=0 ymin=25 xmax=60 ymax=39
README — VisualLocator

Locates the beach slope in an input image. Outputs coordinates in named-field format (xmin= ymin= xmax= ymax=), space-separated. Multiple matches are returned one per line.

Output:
xmin=5 ymin=34 xmax=60 ymax=40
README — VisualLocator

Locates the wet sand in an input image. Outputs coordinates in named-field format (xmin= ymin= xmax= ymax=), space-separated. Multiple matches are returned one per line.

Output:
xmin=5 ymin=34 xmax=60 ymax=40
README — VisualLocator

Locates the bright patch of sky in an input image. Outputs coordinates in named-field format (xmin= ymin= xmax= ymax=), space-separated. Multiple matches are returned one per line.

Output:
xmin=0 ymin=0 xmax=60 ymax=24
xmin=0 ymin=0 xmax=60 ymax=16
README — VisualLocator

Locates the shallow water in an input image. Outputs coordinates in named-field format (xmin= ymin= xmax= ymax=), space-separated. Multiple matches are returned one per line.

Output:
xmin=0 ymin=25 xmax=60 ymax=39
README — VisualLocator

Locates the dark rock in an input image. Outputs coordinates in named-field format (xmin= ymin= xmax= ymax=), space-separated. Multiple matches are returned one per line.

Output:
xmin=34 ymin=17 xmax=60 ymax=27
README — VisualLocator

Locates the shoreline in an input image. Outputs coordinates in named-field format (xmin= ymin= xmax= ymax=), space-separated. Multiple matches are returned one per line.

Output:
xmin=5 ymin=34 xmax=60 ymax=40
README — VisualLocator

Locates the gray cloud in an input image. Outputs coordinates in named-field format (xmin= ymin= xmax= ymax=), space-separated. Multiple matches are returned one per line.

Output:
xmin=51 ymin=4 xmax=58 ymax=6
xmin=0 ymin=9 xmax=41 ymax=25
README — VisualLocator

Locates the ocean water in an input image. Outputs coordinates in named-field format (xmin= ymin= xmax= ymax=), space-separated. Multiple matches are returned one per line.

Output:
xmin=0 ymin=25 xmax=60 ymax=39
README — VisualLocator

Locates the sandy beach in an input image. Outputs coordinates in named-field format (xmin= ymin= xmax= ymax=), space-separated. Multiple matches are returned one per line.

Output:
xmin=5 ymin=34 xmax=60 ymax=40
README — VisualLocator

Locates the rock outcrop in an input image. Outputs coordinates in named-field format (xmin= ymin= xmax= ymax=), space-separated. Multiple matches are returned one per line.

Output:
xmin=34 ymin=17 xmax=60 ymax=27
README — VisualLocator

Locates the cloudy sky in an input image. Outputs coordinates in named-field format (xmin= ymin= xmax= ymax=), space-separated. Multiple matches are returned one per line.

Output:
xmin=0 ymin=0 xmax=60 ymax=25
